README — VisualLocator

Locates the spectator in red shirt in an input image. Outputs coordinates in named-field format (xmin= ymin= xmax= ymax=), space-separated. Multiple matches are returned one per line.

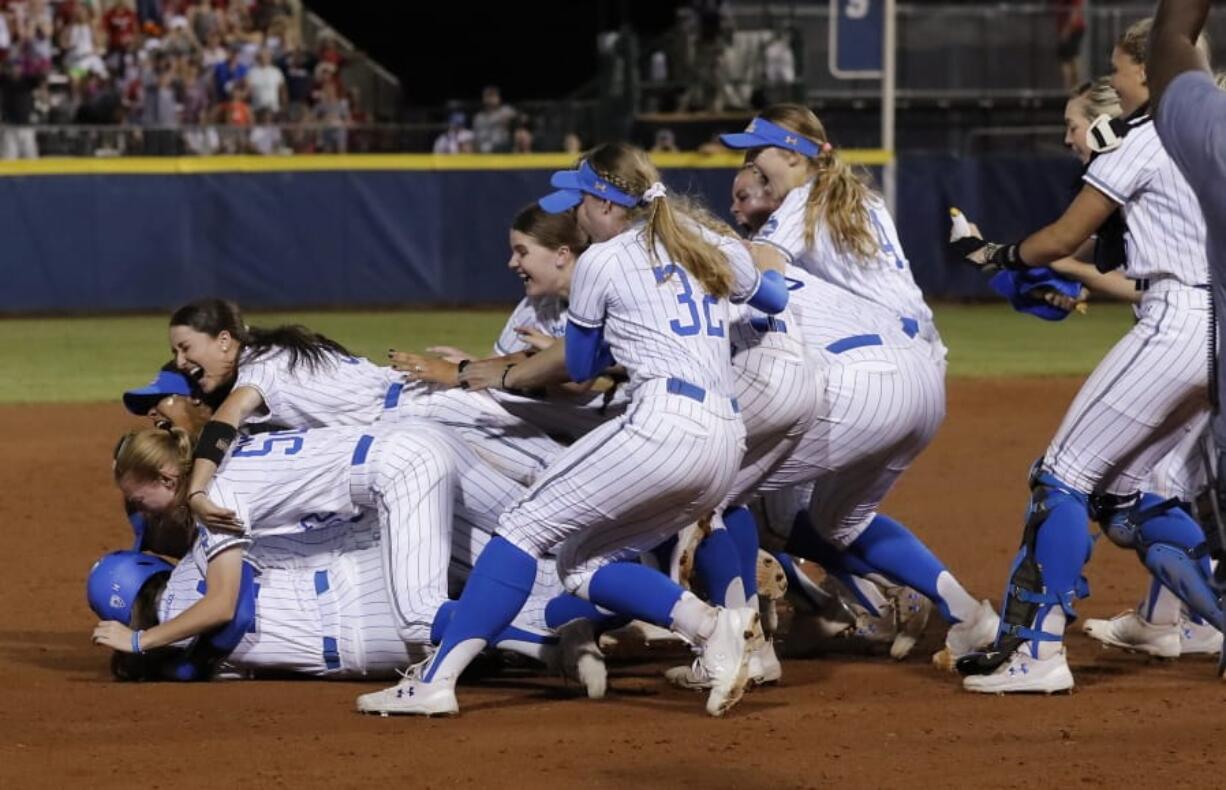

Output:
xmin=1054 ymin=0 xmax=1086 ymax=92
xmin=103 ymin=0 xmax=140 ymax=56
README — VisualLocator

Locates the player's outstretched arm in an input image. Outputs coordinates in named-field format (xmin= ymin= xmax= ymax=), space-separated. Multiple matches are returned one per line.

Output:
xmin=950 ymin=188 xmax=1117 ymax=272
xmin=187 ymin=386 xmax=265 ymax=531
xmin=1049 ymin=257 xmax=1141 ymax=303
xmin=1149 ymin=0 xmax=1211 ymax=112
xmin=92 ymin=547 xmax=243 ymax=654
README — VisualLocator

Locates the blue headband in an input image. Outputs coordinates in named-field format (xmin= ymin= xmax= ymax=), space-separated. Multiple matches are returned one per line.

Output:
xmin=538 ymin=160 xmax=641 ymax=214
xmin=719 ymin=117 xmax=821 ymax=158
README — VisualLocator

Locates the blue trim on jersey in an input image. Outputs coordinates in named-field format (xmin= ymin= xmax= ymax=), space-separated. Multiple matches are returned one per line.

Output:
xmin=746 ymin=268 xmax=789 ymax=314
xmin=322 ymin=636 xmax=341 ymax=670
xmin=383 ymin=382 xmax=403 ymax=409
xmin=564 ymin=320 xmax=614 ymax=381
xmin=314 ymin=569 xmax=330 ymax=595
xmin=351 ymin=434 xmax=375 ymax=466
xmin=900 ymin=317 xmax=920 ymax=338
xmin=826 ymin=334 xmax=883 ymax=354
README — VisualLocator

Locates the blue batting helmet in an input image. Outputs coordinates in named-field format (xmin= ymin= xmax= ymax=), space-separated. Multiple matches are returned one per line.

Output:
xmin=87 ymin=550 xmax=173 ymax=624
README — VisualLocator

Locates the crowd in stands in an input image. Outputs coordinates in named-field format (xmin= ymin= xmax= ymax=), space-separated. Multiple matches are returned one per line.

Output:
xmin=0 ymin=0 xmax=365 ymax=157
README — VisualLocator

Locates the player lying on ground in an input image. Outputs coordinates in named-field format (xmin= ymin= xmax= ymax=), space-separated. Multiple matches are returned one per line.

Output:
xmin=93 ymin=415 xmax=612 ymax=695
xmin=948 ymin=18 xmax=1223 ymax=693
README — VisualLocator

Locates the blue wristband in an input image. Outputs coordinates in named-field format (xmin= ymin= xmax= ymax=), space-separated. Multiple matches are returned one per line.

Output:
xmin=131 ymin=629 xmax=144 ymax=655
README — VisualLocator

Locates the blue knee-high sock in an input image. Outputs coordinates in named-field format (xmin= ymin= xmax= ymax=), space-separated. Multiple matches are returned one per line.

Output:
xmin=724 ymin=506 xmax=760 ymax=601
xmin=424 ymin=536 xmax=536 ymax=682
xmin=846 ymin=514 xmax=956 ymax=621
xmin=544 ymin=593 xmax=620 ymax=630
xmin=784 ymin=511 xmax=882 ymax=613
xmin=694 ymin=527 xmax=744 ymax=606
xmin=587 ymin=561 xmax=686 ymax=627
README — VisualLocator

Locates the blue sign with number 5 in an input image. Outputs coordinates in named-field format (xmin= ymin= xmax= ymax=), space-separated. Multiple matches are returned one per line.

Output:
xmin=830 ymin=0 xmax=883 ymax=78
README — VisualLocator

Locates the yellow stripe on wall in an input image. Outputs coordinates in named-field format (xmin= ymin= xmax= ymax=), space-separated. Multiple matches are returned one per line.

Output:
xmin=0 ymin=149 xmax=893 ymax=177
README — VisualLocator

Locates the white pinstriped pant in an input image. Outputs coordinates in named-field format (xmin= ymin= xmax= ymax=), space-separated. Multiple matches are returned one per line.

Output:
xmin=499 ymin=378 xmax=746 ymax=594
xmin=350 ymin=421 xmax=525 ymax=643
xmin=1044 ymin=284 xmax=1211 ymax=495
xmin=722 ymin=345 xmax=823 ymax=509
xmin=391 ymin=383 xmax=566 ymax=486
xmin=1146 ymin=411 xmax=1210 ymax=502
xmin=761 ymin=340 xmax=946 ymax=547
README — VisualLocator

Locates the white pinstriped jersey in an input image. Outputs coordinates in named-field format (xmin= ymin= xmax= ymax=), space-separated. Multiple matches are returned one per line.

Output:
xmin=489 ymin=296 xmax=631 ymax=439
xmin=1083 ymin=116 xmax=1209 ymax=284
xmin=566 ymin=221 xmax=760 ymax=398
xmin=784 ymin=265 xmax=915 ymax=355
xmin=493 ymin=297 xmax=568 ymax=356
xmin=235 ymin=348 xmax=399 ymax=428
xmin=756 ymin=180 xmax=935 ymax=332
xmin=196 ymin=427 xmax=363 ymax=562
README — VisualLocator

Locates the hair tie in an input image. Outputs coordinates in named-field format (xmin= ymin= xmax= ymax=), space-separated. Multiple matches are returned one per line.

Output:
xmin=642 ymin=182 xmax=668 ymax=203
xmin=820 ymin=142 xmax=833 ymax=154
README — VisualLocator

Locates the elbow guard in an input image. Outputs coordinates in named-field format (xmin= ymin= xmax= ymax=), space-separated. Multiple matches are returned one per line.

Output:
xmin=748 ymin=269 xmax=789 ymax=314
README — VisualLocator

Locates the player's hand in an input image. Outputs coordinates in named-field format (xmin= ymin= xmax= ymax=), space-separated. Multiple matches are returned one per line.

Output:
xmin=425 ymin=346 xmax=472 ymax=365
xmin=948 ymin=207 xmax=1021 ymax=274
xmin=514 ymin=326 xmax=556 ymax=351
xmin=189 ymin=492 xmax=244 ymax=532
xmin=389 ymin=351 xmax=459 ymax=387
xmin=1038 ymin=285 xmax=1090 ymax=314
xmin=458 ymin=358 xmax=511 ymax=392
xmin=92 ymin=621 xmax=134 ymax=652
xmin=948 ymin=207 xmax=982 ymax=242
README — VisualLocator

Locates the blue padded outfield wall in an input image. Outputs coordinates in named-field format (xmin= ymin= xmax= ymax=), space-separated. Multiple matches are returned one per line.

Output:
xmin=0 ymin=154 xmax=1080 ymax=314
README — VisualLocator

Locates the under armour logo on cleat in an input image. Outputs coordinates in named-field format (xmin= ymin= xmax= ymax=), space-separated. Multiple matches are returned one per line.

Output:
xmin=396 ymin=687 xmax=416 ymax=698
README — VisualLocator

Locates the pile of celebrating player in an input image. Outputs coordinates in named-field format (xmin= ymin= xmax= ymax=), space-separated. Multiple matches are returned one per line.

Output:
xmin=87 ymin=14 xmax=1224 ymax=716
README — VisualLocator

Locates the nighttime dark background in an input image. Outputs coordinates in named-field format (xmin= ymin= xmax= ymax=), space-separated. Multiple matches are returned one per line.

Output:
xmin=304 ymin=0 xmax=687 ymax=108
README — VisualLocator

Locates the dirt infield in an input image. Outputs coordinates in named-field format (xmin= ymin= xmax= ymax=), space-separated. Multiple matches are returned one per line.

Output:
xmin=2 ymin=378 xmax=1223 ymax=789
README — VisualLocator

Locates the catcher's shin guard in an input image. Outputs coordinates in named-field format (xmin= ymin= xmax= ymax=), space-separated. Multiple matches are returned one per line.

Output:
xmin=958 ymin=471 xmax=1091 ymax=676
xmin=1125 ymin=494 xmax=1225 ymax=635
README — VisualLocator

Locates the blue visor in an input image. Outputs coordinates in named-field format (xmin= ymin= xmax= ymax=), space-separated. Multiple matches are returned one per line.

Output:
xmin=538 ymin=160 xmax=640 ymax=214
xmin=719 ymin=117 xmax=820 ymax=158
xmin=123 ymin=369 xmax=194 ymax=415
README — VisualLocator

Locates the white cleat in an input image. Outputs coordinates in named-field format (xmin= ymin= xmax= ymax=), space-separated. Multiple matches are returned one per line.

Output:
xmin=934 ymin=599 xmax=1001 ymax=671
xmin=748 ymin=640 xmax=782 ymax=685
xmin=1179 ymin=617 xmax=1224 ymax=656
xmin=703 ymin=607 xmax=762 ymax=717
xmin=889 ymin=587 xmax=933 ymax=660
xmin=356 ymin=663 xmax=459 ymax=717
xmin=666 ymin=638 xmax=782 ymax=690
xmin=962 ymin=647 xmax=1074 ymax=695
xmin=558 ymin=619 xmax=608 ymax=699
xmin=1082 ymin=610 xmax=1180 ymax=659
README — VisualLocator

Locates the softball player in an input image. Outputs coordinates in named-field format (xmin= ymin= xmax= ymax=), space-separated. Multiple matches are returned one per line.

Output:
xmin=89 ymin=534 xmax=569 ymax=680
xmin=96 ymin=417 xmax=527 ymax=663
xmin=950 ymin=19 xmax=1221 ymax=692
xmin=357 ymin=142 xmax=788 ymax=718
xmin=169 ymin=299 xmax=564 ymax=535
xmin=390 ymin=204 xmax=631 ymax=443
xmin=716 ymin=109 xmax=999 ymax=671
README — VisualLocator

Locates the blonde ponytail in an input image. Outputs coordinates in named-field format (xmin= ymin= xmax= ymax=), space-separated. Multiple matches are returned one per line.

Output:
xmin=759 ymin=103 xmax=879 ymax=261
xmin=587 ymin=142 xmax=735 ymax=298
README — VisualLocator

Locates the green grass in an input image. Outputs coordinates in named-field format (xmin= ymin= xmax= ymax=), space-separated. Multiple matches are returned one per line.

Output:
xmin=0 ymin=303 xmax=1135 ymax=405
